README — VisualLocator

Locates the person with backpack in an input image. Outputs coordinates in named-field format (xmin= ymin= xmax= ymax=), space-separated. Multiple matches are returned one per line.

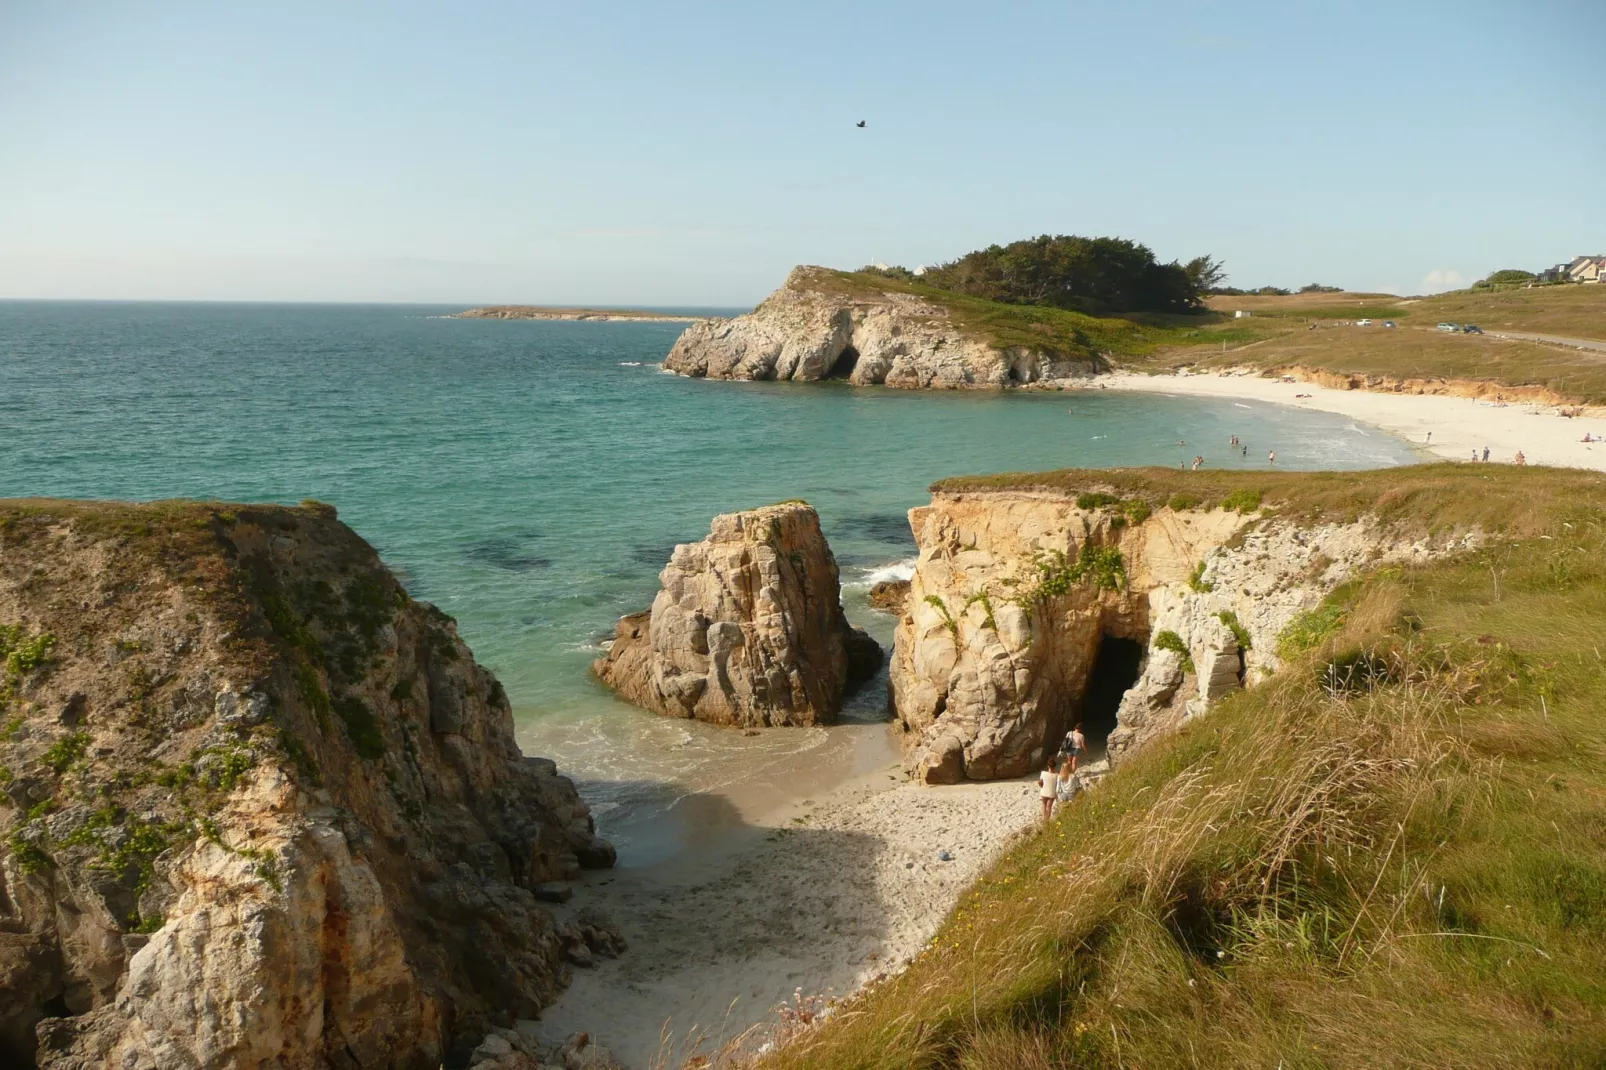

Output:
xmin=1059 ymin=722 xmax=1087 ymax=772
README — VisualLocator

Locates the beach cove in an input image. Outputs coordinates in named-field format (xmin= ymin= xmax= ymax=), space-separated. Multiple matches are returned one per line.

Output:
xmin=0 ymin=301 xmax=1436 ymax=1064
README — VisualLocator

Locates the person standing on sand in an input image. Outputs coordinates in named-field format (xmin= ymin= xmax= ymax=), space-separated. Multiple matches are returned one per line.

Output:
xmin=1039 ymin=758 xmax=1059 ymax=822
xmin=1268 ymin=449 xmax=1276 ymax=464
xmin=1483 ymin=447 xmax=1491 ymax=462
xmin=1515 ymin=450 xmax=1527 ymax=466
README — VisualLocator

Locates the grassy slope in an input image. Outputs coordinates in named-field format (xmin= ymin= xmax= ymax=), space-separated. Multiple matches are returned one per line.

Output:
xmin=794 ymin=268 xmax=1606 ymax=403
xmin=767 ymin=465 xmax=1606 ymax=1070
xmin=1188 ymin=287 xmax=1606 ymax=404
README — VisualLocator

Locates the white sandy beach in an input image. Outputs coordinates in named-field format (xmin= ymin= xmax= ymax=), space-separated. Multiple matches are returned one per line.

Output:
xmin=1092 ymin=369 xmax=1606 ymax=472
xmin=536 ymin=762 xmax=1041 ymax=1068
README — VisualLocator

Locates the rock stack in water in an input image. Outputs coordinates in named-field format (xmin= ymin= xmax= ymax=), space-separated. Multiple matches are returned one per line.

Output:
xmin=0 ymin=500 xmax=614 ymax=1070
xmin=594 ymin=502 xmax=881 ymax=727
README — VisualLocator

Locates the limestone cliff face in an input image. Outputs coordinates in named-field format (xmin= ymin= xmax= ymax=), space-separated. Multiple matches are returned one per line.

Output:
xmin=663 ymin=267 xmax=1100 ymax=390
xmin=891 ymin=489 xmax=1476 ymax=783
xmin=0 ymin=501 xmax=614 ymax=1070
xmin=594 ymin=503 xmax=880 ymax=728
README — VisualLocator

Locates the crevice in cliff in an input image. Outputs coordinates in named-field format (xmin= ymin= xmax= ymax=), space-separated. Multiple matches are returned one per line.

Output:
xmin=826 ymin=345 xmax=860 ymax=379
xmin=1077 ymin=634 xmax=1144 ymax=757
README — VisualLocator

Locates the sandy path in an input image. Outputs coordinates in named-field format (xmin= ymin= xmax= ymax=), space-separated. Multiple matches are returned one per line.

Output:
xmin=1090 ymin=370 xmax=1606 ymax=472
xmin=535 ymin=766 xmax=1041 ymax=1068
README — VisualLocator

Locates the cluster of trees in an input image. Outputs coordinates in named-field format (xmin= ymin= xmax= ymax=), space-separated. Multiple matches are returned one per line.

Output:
xmin=870 ymin=235 xmax=1221 ymax=315
xmin=1208 ymin=282 xmax=1343 ymax=297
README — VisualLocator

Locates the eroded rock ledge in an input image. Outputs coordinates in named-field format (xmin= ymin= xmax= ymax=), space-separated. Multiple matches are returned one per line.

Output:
xmin=891 ymin=487 xmax=1478 ymax=783
xmin=0 ymin=500 xmax=614 ymax=1069
xmin=663 ymin=267 xmax=1100 ymax=389
xmin=594 ymin=502 xmax=880 ymax=727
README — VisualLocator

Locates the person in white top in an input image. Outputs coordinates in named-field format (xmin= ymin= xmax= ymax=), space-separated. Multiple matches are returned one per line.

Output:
xmin=1039 ymin=758 xmax=1060 ymax=822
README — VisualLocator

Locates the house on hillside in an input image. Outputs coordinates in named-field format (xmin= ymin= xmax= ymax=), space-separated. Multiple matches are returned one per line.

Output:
xmin=1563 ymin=255 xmax=1606 ymax=284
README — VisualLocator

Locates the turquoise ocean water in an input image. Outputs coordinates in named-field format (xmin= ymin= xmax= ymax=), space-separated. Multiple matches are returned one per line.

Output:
xmin=0 ymin=301 xmax=1422 ymax=861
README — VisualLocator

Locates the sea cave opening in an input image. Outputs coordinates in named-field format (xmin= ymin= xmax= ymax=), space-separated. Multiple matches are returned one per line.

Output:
xmin=1078 ymin=634 xmax=1144 ymax=757
xmin=826 ymin=345 xmax=860 ymax=379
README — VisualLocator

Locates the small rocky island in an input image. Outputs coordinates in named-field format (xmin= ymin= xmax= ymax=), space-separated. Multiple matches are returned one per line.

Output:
xmin=662 ymin=266 xmax=1103 ymax=389
xmin=594 ymin=502 xmax=880 ymax=727
xmin=455 ymin=306 xmax=700 ymax=322
xmin=0 ymin=500 xmax=616 ymax=1069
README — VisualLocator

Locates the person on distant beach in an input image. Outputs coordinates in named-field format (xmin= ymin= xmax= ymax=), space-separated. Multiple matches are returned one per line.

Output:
xmin=1472 ymin=450 xmax=1479 ymax=462
xmin=1242 ymin=445 xmax=1248 ymax=457
xmin=1191 ymin=455 xmax=1203 ymax=470
xmin=1482 ymin=446 xmax=1490 ymax=462
xmin=1515 ymin=450 xmax=1527 ymax=466
xmin=1268 ymin=450 xmax=1276 ymax=464
xmin=1426 ymin=431 xmax=1432 ymax=444
xmin=1039 ymin=758 xmax=1060 ymax=822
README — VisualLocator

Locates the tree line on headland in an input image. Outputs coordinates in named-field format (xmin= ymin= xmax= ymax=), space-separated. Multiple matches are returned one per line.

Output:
xmin=864 ymin=234 xmax=1222 ymax=316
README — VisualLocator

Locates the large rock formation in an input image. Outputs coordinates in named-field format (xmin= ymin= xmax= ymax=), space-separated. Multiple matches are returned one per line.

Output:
xmin=0 ymin=500 xmax=614 ymax=1069
xmin=890 ymin=484 xmax=1477 ymax=783
xmin=662 ymin=267 xmax=1100 ymax=389
xmin=594 ymin=502 xmax=880 ymax=727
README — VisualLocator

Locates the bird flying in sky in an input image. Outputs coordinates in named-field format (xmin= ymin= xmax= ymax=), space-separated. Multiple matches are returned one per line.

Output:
xmin=856 ymin=120 xmax=866 ymax=128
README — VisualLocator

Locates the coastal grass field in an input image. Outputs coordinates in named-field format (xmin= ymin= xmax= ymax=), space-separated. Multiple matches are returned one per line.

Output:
xmin=761 ymin=465 xmax=1606 ymax=1069
xmin=803 ymin=268 xmax=1606 ymax=403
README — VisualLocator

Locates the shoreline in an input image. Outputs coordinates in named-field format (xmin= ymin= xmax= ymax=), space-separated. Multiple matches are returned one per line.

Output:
xmin=535 ymin=744 xmax=1041 ymax=1068
xmin=1090 ymin=368 xmax=1606 ymax=472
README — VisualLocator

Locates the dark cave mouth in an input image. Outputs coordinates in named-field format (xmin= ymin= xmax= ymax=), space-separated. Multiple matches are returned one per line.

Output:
xmin=826 ymin=345 xmax=860 ymax=379
xmin=1079 ymin=634 xmax=1144 ymax=755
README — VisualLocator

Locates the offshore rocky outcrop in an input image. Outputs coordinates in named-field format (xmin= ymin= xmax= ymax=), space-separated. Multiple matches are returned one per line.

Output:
xmin=594 ymin=502 xmax=880 ymax=727
xmin=663 ymin=267 xmax=1100 ymax=389
xmin=0 ymin=500 xmax=614 ymax=1070
xmin=891 ymin=486 xmax=1477 ymax=783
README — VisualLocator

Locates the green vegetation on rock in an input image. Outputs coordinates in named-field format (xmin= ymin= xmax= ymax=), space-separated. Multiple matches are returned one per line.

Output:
xmin=1152 ymin=629 xmax=1195 ymax=674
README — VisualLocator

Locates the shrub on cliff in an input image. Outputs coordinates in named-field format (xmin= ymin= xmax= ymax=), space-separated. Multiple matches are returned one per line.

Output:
xmin=917 ymin=234 xmax=1208 ymax=315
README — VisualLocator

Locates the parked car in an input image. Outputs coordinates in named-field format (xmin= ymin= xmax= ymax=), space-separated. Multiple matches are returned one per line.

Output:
xmin=1383 ymin=320 xmax=1397 ymax=328
xmin=1357 ymin=318 xmax=1373 ymax=327
xmin=1437 ymin=322 xmax=1460 ymax=332
xmin=1463 ymin=324 xmax=1484 ymax=334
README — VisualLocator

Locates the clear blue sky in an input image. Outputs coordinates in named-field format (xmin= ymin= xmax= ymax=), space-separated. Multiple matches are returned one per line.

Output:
xmin=2 ymin=1 xmax=1601 ymax=304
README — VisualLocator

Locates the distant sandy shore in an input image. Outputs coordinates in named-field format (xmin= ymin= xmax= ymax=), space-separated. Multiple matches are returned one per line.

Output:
xmin=454 ymin=306 xmax=704 ymax=322
xmin=536 ymin=753 xmax=1040 ymax=1068
xmin=1092 ymin=369 xmax=1606 ymax=472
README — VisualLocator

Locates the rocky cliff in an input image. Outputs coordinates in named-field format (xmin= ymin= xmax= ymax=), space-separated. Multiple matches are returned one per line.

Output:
xmin=594 ymin=502 xmax=880 ymax=727
xmin=0 ymin=500 xmax=614 ymax=1069
xmin=662 ymin=267 xmax=1100 ymax=389
xmin=890 ymin=482 xmax=1478 ymax=783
